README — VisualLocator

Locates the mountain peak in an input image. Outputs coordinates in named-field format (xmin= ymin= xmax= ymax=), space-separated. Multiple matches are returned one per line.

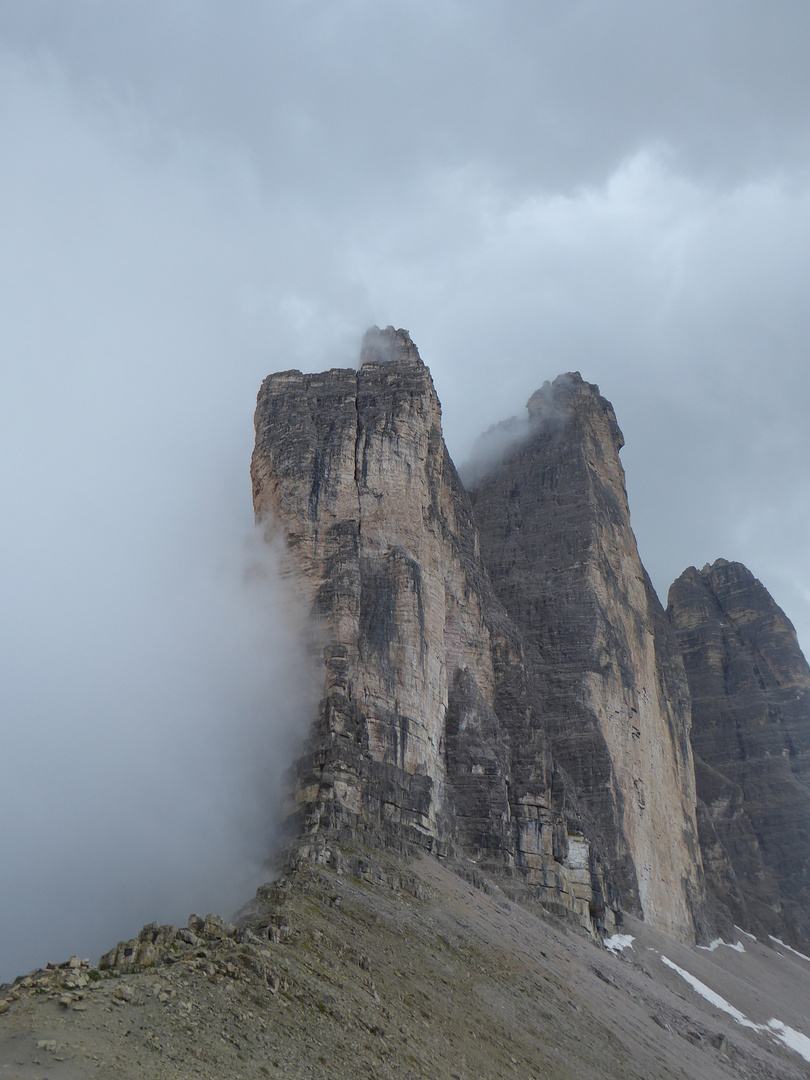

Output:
xmin=359 ymin=324 xmax=423 ymax=367
xmin=526 ymin=371 xmax=625 ymax=452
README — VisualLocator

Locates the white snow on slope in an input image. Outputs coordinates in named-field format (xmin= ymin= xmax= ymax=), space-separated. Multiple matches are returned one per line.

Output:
xmin=697 ymin=938 xmax=745 ymax=953
xmin=661 ymin=956 xmax=810 ymax=1064
xmin=769 ymin=936 xmax=810 ymax=964
xmin=768 ymin=1020 xmax=810 ymax=1060
xmin=604 ymin=934 xmax=634 ymax=954
xmin=735 ymin=925 xmax=757 ymax=941
xmin=660 ymin=957 xmax=756 ymax=1028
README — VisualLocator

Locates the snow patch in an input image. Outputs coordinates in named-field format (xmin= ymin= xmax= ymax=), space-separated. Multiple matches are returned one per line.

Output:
xmin=735 ymin=925 xmax=757 ymax=941
xmin=769 ymin=935 xmax=810 ymax=963
xmin=768 ymin=1020 xmax=810 ymax=1063
xmin=604 ymin=934 xmax=634 ymax=954
xmin=660 ymin=957 xmax=756 ymax=1028
xmin=697 ymin=937 xmax=745 ymax=953
xmin=662 ymin=956 xmax=810 ymax=1065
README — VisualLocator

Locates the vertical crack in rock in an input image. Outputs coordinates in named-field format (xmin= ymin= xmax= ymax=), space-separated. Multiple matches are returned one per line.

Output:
xmin=668 ymin=559 xmax=810 ymax=948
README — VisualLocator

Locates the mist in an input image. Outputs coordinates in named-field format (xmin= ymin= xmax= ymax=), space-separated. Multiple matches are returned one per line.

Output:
xmin=0 ymin=386 xmax=318 ymax=981
xmin=4 ymin=1 xmax=810 ymax=978
xmin=0 ymin=54 xmax=325 ymax=979
xmin=0 ymin=527 xmax=313 ymax=984
xmin=459 ymin=415 xmax=530 ymax=490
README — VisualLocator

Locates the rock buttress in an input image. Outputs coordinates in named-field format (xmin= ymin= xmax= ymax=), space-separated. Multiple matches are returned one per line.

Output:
xmin=251 ymin=330 xmax=617 ymax=933
xmin=469 ymin=373 xmax=708 ymax=942
xmin=668 ymin=559 xmax=810 ymax=947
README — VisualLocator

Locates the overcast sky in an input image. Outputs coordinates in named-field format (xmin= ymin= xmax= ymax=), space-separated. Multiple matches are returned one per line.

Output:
xmin=2 ymin=1 xmax=810 ymax=978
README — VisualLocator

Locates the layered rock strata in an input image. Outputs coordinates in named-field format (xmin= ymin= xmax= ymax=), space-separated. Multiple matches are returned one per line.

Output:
xmin=668 ymin=559 xmax=810 ymax=947
xmin=251 ymin=328 xmax=612 ymax=932
xmin=469 ymin=374 xmax=708 ymax=942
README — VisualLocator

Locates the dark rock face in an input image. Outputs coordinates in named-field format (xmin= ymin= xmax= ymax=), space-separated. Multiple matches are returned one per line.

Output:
xmin=668 ymin=559 xmax=810 ymax=946
xmin=469 ymin=374 xmax=708 ymax=942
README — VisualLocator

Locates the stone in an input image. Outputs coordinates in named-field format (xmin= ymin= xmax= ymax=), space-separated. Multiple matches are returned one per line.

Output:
xmin=668 ymin=559 xmax=810 ymax=947
xmin=99 ymin=924 xmax=178 ymax=974
xmin=469 ymin=373 xmax=710 ymax=942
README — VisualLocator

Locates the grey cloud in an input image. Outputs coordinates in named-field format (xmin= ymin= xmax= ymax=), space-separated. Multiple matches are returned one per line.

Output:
xmin=3 ymin=1 xmax=809 ymax=197
xmin=2 ymin=1 xmax=810 ymax=976
xmin=459 ymin=414 xmax=530 ymax=490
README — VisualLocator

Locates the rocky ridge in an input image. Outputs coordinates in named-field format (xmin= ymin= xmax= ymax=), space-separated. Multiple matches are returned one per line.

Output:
xmin=3 ymin=843 xmax=810 ymax=1080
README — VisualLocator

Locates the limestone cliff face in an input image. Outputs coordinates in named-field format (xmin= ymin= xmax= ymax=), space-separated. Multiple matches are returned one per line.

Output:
xmin=251 ymin=333 xmax=721 ymax=942
xmin=469 ymin=374 xmax=707 ymax=943
xmin=251 ymin=329 xmax=610 ymax=931
xmin=252 ymin=328 xmax=489 ymax=851
xmin=668 ymin=559 xmax=810 ymax=947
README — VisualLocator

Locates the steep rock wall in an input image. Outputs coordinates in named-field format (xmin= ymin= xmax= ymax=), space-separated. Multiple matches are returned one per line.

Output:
xmin=469 ymin=374 xmax=707 ymax=942
xmin=251 ymin=329 xmax=613 ymax=932
xmin=668 ymin=559 xmax=810 ymax=947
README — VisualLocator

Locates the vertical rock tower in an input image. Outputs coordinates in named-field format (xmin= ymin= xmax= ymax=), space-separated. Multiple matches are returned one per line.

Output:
xmin=251 ymin=330 xmax=710 ymax=942
xmin=251 ymin=329 xmax=527 ymax=864
xmin=469 ymin=373 xmax=707 ymax=942
xmin=668 ymin=559 xmax=810 ymax=947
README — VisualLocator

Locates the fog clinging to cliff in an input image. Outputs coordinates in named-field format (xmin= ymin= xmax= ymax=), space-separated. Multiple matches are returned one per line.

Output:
xmin=2 ymin=0 xmax=810 ymax=976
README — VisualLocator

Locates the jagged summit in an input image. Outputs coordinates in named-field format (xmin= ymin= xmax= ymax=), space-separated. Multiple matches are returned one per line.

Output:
xmin=461 ymin=372 xmax=624 ymax=491
xmin=526 ymin=370 xmax=625 ymax=453
xmin=470 ymin=364 xmax=708 ymax=942
xmin=359 ymin=324 xmax=424 ymax=368
xmin=700 ymin=557 xmax=730 ymax=573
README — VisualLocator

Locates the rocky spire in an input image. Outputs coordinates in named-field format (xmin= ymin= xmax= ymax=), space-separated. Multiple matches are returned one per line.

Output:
xmin=469 ymin=372 xmax=710 ymax=942
xmin=668 ymin=558 xmax=810 ymax=947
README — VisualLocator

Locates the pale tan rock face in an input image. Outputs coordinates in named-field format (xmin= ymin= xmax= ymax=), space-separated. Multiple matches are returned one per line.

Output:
xmin=579 ymin=403 xmax=701 ymax=940
xmin=470 ymin=373 xmax=707 ymax=942
xmin=251 ymin=328 xmax=512 ymax=857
